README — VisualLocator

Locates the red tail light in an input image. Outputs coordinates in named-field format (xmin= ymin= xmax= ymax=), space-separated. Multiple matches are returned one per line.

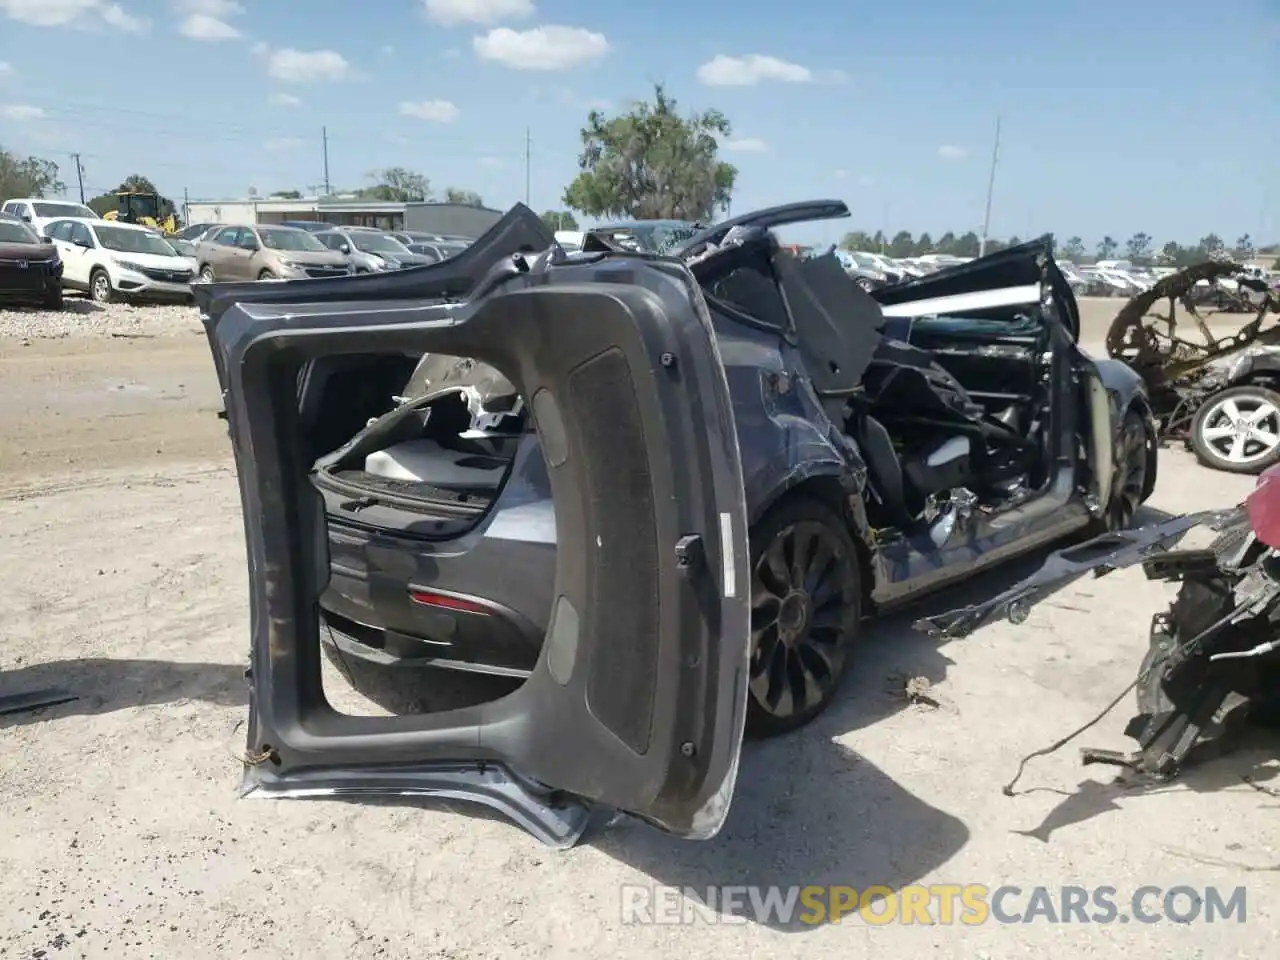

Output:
xmin=408 ymin=589 xmax=489 ymax=615
xmin=1246 ymin=464 xmax=1280 ymax=548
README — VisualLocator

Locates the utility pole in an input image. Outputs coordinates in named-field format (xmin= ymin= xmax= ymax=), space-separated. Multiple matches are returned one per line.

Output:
xmin=322 ymin=127 xmax=331 ymax=196
xmin=70 ymin=153 xmax=85 ymax=203
xmin=523 ymin=128 xmax=531 ymax=206
xmin=978 ymin=115 xmax=1001 ymax=258
xmin=182 ymin=187 xmax=190 ymax=226
xmin=880 ymin=200 xmax=888 ymax=255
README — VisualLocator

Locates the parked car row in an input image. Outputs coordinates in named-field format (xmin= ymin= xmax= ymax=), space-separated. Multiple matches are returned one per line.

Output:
xmin=0 ymin=207 xmax=481 ymax=307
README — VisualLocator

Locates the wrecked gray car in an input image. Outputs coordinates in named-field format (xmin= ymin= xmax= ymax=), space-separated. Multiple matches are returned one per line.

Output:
xmin=198 ymin=200 xmax=1161 ymax=846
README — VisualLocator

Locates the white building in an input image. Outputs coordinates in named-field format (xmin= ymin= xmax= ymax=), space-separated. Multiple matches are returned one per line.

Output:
xmin=183 ymin=195 xmax=409 ymax=229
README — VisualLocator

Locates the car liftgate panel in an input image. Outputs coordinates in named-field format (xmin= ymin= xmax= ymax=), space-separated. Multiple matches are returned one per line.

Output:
xmin=204 ymin=255 xmax=751 ymax=847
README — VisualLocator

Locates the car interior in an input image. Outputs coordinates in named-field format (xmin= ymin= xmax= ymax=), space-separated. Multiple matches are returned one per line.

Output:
xmin=695 ymin=225 xmax=1057 ymax=533
xmin=302 ymin=224 xmax=1060 ymax=539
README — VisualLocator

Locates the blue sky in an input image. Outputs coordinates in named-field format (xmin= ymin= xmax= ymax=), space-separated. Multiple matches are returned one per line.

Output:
xmin=1 ymin=0 xmax=1276 ymax=248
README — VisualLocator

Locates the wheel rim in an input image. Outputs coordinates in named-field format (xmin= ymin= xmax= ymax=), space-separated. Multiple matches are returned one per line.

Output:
xmin=1199 ymin=394 xmax=1280 ymax=466
xmin=1108 ymin=418 xmax=1148 ymax=530
xmin=200 ymin=268 xmax=214 ymax=283
xmin=749 ymin=520 xmax=855 ymax=720
xmin=92 ymin=274 xmax=109 ymax=301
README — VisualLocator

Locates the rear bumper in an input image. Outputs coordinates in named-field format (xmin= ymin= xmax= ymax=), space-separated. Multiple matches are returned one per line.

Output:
xmin=319 ymin=503 xmax=556 ymax=674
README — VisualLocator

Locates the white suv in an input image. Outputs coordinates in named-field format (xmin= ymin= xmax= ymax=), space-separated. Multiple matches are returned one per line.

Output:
xmin=43 ymin=217 xmax=197 ymax=303
xmin=1 ymin=198 xmax=100 ymax=236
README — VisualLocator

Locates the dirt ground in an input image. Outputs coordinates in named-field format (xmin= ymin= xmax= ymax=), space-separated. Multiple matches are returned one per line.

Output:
xmin=2 ymin=301 xmax=1279 ymax=959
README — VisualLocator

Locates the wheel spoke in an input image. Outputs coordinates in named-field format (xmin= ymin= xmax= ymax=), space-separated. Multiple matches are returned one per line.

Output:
xmin=1248 ymin=403 xmax=1278 ymax=424
xmin=760 ymin=541 xmax=791 ymax=594
xmin=1221 ymin=399 xmax=1242 ymax=421
xmin=1229 ymin=434 xmax=1248 ymax=461
xmin=1251 ymin=429 xmax=1280 ymax=450
xmin=1201 ymin=425 xmax=1236 ymax=440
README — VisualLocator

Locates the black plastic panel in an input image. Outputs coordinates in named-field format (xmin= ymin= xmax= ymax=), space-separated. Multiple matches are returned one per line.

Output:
xmin=205 ymin=255 xmax=751 ymax=842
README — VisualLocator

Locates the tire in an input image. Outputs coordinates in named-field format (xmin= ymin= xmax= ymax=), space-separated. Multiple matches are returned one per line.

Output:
xmin=1103 ymin=409 xmax=1151 ymax=531
xmin=855 ymin=276 xmax=876 ymax=292
xmin=746 ymin=496 xmax=862 ymax=738
xmin=89 ymin=268 xmax=115 ymax=304
xmin=257 ymin=269 xmax=275 ymax=281
xmin=43 ymin=286 xmax=63 ymax=310
xmin=1191 ymin=384 xmax=1280 ymax=474
xmin=198 ymin=265 xmax=215 ymax=284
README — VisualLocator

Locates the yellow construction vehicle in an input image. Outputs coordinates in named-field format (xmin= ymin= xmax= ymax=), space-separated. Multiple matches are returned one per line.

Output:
xmin=102 ymin=191 xmax=178 ymax=234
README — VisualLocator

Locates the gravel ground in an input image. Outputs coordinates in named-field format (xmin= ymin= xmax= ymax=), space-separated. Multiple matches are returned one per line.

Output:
xmin=2 ymin=300 xmax=1280 ymax=958
xmin=0 ymin=295 xmax=203 ymax=341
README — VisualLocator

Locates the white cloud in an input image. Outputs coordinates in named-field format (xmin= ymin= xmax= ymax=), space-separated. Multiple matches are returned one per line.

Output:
xmin=0 ymin=0 xmax=147 ymax=31
xmin=0 ymin=104 xmax=45 ymax=120
xmin=723 ymin=137 xmax=769 ymax=153
xmin=258 ymin=46 xmax=355 ymax=83
xmin=937 ymin=144 xmax=968 ymax=161
xmin=269 ymin=92 xmax=301 ymax=106
xmin=264 ymin=136 xmax=303 ymax=151
xmin=178 ymin=12 xmax=239 ymax=39
xmin=0 ymin=61 xmax=11 ymax=76
xmin=422 ymin=0 xmax=534 ymax=26
xmin=398 ymin=99 xmax=461 ymax=122
xmin=479 ymin=156 xmax=504 ymax=168
xmin=696 ymin=54 xmax=812 ymax=86
xmin=473 ymin=25 xmax=609 ymax=71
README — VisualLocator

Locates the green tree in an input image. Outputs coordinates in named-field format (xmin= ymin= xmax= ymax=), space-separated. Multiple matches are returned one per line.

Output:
xmin=444 ymin=187 xmax=484 ymax=206
xmin=363 ymin=167 xmax=431 ymax=202
xmin=1155 ymin=241 xmax=1181 ymax=264
xmin=1097 ymin=235 xmax=1118 ymax=259
xmin=914 ymin=232 xmax=934 ymax=255
xmin=1006 ymin=235 xmax=1023 ymax=248
xmin=119 ymin=173 xmax=158 ymax=194
xmin=270 ymin=189 xmax=303 ymax=199
xmin=1061 ymin=236 xmax=1086 ymax=259
xmin=870 ymin=230 xmax=886 ymax=252
xmin=935 ymin=231 xmax=956 ymax=255
xmin=0 ymin=147 xmax=65 ymax=199
xmin=541 ymin=210 xmax=580 ymax=231
xmin=839 ymin=230 xmax=875 ymax=250
xmin=562 ymin=83 xmax=737 ymax=221
xmin=1125 ymin=232 xmax=1152 ymax=262
xmin=953 ymin=232 xmax=980 ymax=257
xmin=1197 ymin=233 xmax=1227 ymax=261
xmin=887 ymin=230 xmax=914 ymax=257
xmin=1234 ymin=234 xmax=1255 ymax=260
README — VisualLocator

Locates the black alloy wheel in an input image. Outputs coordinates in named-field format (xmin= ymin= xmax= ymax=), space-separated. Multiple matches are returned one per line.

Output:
xmin=1106 ymin=410 xmax=1149 ymax=531
xmin=747 ymin=498 xmax=861 ymax=737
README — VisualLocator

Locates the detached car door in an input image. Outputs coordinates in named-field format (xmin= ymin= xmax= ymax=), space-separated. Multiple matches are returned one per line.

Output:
xmin=200 ymin=223 xmax=752 ymax=847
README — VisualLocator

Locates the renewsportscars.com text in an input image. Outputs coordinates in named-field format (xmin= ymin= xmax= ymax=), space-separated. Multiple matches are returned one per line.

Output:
xmin=620 ymin=884 xmax=1247 ymax=926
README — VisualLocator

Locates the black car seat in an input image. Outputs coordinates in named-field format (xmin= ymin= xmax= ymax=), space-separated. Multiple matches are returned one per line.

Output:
xmin=855 ymin=415 xmax=976 ymax=527
xmin=863 ymin=338 xmax=1030 ymax=449
xmin=855 ymin=414 xmax=910 ymax=527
